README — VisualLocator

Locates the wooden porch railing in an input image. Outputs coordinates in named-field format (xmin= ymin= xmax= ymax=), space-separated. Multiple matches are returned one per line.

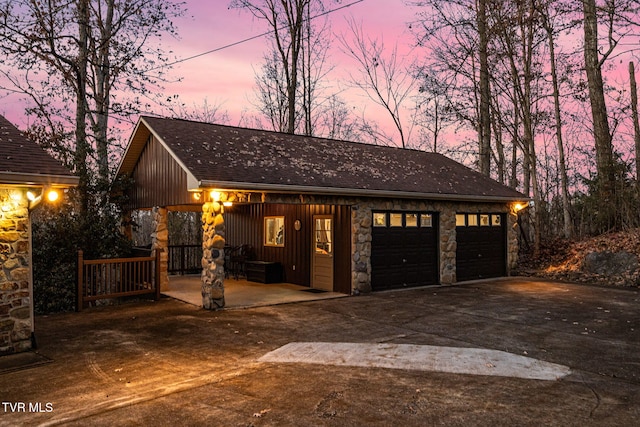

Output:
xmin=77 ymin=249 xmax=161 ymax=311
xmin=168 ymin=244 xmax=202 ymax=275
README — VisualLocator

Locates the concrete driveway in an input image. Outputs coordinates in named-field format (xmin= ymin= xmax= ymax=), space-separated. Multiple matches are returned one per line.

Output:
xmin=1 ymin=278 xmax=639 ymax=426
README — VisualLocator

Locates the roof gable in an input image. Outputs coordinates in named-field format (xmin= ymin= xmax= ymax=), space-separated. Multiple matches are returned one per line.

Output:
xmin=118 ymin=116 xmax=526 ymax=203
xmin=0 ymin=115 xmax=78 ymax=186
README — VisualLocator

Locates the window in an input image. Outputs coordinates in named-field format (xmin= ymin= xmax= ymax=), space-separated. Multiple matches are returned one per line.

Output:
xmin=373 ymin=212 xmax=387 ymax=227
xmin=264 ymin=216 xmax=285 ymax=247
xmin=373 ymin=211 xmax=436 ymax=228
xmin=405 ymin=213 xmax=418 ymax=227
xmin=421 ymin=214 xmax=433 ymax=228
xmin=390 ymin=213 xmax=403 ymax=227
xmin=458 ymin=213 xmax=503 ymax=227
xmin=314 ymin=218 xmax=333 ymax=255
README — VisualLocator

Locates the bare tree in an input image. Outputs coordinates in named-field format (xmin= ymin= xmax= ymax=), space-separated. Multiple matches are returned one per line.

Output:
xmin=582 ymin=0 xmax=615 ymax=205
xmin=415 ymin=68 xmax=456 ymax=153
xmin=539 ymin=0 xmax=573 ymax=238
xmin=300 ymin=3 xmax=334 ymax=135
xmin=410 ymin=0 xmax=498 ymax=170
xmin=167 ymin=97 xmax=230 ymax=124
xmin=338 ymin=18 xmax=416 ymax=148
xmin=231 ymin=0 xmax=334 ymax=135
xmin=254 ymin=51 xmax=291 ymax=132
xmin=0 ymin=0 xmax=184 ymax=200
xmin=493 ymin=0 xmax=545 ymax=254
xmin=476 ymin=0 xmax=492 ymax=175
xmin=317 ymin=94 xmax=362 ymax=141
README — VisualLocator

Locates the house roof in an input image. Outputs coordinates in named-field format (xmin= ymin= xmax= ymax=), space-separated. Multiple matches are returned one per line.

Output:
xmin=118 ymin=116 xmax=527 ymax=203
xmin=0 ymin=115 xmax=79 ymax=186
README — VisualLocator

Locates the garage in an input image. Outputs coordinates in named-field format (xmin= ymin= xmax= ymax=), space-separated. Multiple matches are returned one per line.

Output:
xmin=455 ymin=213 xmax=506 ymax=281
xmin=117 ymin=116 xmax=527 ymax=305
xmin=371 ymin=211 xmax=439 ymax=291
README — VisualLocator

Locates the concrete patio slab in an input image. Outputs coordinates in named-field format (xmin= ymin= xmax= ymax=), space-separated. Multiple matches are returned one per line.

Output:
xmin=165 ymin=274 xmax=348 ymax=308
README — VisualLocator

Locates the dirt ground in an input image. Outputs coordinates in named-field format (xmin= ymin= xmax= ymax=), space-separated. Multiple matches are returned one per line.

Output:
xmin=1 ymin=278 xmax=639 ymax=426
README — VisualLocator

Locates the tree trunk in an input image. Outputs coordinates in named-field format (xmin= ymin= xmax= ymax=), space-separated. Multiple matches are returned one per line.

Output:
xmin=286 ymin=0 xmax=305 ymax=134
xmin=491 ymin=104 xmax=505 ymax=184
xmin=92 ymin=0 xmax=116 ymax=188
xmin=583 ymin=0 xmax=616 ymax=209
xmin=630 ymin=62 xmax=640 ymax=183
xmin=75 ymin=0 xmax=91 ymax=212
xmin=543 ymin=8 xmax=573 ymax=238
xmin=476 ymin=0 xmax=491 ymax=176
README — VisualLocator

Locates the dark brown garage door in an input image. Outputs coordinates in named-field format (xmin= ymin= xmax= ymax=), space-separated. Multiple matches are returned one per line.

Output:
xmin=371 ymin=212 xmax=439 ymax=291
xmin=455 ymin=213 xmax=506 ymax=281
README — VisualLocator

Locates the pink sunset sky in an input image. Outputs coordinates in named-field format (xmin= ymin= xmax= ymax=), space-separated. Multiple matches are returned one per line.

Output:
xmin=0 ymin=0 xmax=419 ymax=141
xmin=160 ymin=0 xmax=418 ymax=134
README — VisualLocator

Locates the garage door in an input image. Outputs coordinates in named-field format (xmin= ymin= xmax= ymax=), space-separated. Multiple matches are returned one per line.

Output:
xmin=371 ymin=212 xmax=439 ymax=291
xmin=455 ymin=213 xmax=506 ymax=281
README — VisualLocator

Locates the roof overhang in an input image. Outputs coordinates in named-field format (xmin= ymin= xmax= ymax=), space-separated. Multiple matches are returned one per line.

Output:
xmin=197 ymin=179 xmax=529 ymax=204
xmin=0 ymin=172 xmax=79 ymax=187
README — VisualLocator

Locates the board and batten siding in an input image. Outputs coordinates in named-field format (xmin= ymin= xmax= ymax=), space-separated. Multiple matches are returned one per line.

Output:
xmin=224 ymin=203 xmax=351 ymax=294
xmin=127 ymin=136 xmax=198 ymax=210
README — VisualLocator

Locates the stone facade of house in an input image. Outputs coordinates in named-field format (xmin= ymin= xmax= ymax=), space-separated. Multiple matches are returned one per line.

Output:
xmin=0 ymin=188 xmax=33 ymax=355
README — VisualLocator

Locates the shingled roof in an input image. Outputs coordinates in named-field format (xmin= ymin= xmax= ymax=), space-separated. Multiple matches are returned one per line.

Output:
xmin=0 ymin=115 xmax=78 ymax=186
xmin=118 ymin=116 xmax=526 ymax=202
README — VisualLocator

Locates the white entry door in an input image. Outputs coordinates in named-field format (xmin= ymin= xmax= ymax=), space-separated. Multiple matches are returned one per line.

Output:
xmin=312 ymin=215 xmax=334 ymax=291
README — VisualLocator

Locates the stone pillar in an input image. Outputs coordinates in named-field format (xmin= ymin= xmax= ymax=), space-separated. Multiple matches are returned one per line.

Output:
xmin=439 ymin=205 xmax=457 ymax=285
xmin=351 ymin=204 xmax=372 ymax=294
xmin=151 ymin=207 xmax=169 ymax=292
xmin=506 ymin=210 xmax=520 ymax=273
xmin=0 ymin=188 xmax=32 ymax=355
xmin=201 ymin=202 xmax=225 ymax=310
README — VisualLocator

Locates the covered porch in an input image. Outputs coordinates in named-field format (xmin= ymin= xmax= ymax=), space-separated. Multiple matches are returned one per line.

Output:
xmin=164 ymin=275 xmax=347 ymax=309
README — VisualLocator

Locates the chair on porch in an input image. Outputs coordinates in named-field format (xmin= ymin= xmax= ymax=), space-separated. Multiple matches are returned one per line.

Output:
xmin=226 ymin=245 xmax=255 ymax=280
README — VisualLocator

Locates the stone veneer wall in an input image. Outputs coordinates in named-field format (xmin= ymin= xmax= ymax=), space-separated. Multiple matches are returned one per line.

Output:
xmin=0 ymin=188 xmax=32 ymax=355
xmin=351 ymin=198 xmax=518 ymax=294
xmin=201 ymin=201 xmax=226 ymax=310
xmin=151 ymin=207 xmax=169 ymax=292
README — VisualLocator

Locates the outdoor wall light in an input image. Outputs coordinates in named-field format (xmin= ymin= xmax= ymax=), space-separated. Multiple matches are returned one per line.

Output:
xmin=192 ymin=192 xmax=202 ymax=201
xmin=25 ymin=188 xmax=62 ymax=210
xmin=46 ymin=189 xmax=59 ymax=202
xmin=223 ymin=201 xmax=233 ymax=207
xmin=514 ymin=200 xmax=534 ymax=213
xmin=210 ymin=191 xmax=221 ymax=202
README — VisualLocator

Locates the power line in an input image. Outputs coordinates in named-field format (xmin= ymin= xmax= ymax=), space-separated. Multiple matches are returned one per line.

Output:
xmin=154 ymin=0 xmax=365 ymax=71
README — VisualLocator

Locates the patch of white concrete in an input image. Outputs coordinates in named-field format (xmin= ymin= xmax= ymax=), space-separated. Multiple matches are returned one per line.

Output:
xmin=258 ymin=342 xmax=571 ymax=381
